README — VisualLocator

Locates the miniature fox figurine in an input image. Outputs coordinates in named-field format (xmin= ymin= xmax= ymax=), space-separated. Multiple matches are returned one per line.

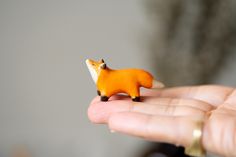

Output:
xmin=86 ymin=59 xmax=164 ymax=102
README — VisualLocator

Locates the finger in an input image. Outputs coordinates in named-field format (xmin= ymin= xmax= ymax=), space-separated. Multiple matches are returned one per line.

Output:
xmin=203 ymin=113 xmax=236 ymax=157
xmin=142 ymin=97 xmax=213 ymax=111
xmin=142 ymin=85 xmax=234 ymax=106
xmin=224 ymin=89 xmax=236 ymax=104
xmin=108 ymin=112 xmax=205 ymax=147
xmin=88 ymin=99 xmax=132 ymax=124
xmin=88 ymin=97 xmax=210 ymax=124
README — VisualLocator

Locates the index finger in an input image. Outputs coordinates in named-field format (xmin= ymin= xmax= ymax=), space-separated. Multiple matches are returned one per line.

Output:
xmin=142 ymin=85 xmax=234 ymax=106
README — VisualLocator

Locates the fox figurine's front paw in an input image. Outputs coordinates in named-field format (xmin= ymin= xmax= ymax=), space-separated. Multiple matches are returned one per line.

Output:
xmin=97 ymin=90 xmax=101 ymax=96
xmin=101 ymin=96 xmax=109 ymax=101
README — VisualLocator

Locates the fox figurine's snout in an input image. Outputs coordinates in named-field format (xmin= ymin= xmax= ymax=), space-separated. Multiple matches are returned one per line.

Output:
xmin=86 ymin=59 xmax=164 ymax=102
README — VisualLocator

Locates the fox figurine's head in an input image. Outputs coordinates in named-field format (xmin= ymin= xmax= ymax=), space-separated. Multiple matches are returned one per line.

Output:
xmin=86 ymin=59 xmax=107 ymax=83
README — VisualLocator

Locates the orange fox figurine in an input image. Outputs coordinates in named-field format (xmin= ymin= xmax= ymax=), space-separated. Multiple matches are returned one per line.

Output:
xmin=86 ymin=59 xmax=164 ymax=102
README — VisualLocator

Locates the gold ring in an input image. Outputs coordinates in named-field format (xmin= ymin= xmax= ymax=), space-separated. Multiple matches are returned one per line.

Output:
xmin=185 ymin=121 xmax=206 ymax=157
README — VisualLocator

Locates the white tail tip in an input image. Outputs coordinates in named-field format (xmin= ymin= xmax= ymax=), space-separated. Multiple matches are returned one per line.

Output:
xmin=152 ymin=79 xmax=165 ymax=88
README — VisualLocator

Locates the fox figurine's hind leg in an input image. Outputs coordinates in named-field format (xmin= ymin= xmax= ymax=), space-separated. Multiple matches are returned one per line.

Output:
xmin=129 ymin=86 xmax=141 ymax=102
xmin=132 ymin=96 xmax=140 ymax=102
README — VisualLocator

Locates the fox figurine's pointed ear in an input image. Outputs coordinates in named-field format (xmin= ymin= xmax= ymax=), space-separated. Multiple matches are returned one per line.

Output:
xmin=100 ymin=63 xmax=107 ymax=69
xmin=100 ymin=59 xmax=105 ymax=63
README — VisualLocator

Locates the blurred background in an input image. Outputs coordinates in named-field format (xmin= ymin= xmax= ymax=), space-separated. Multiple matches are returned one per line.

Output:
xmin=0 ymin=0 xmax=236 ymax=157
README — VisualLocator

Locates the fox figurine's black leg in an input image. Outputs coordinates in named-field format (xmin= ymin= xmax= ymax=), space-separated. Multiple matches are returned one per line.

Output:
xmin=97 ymin=90 xmax=101 ymax=96
xmin=132 ymin=96 xmax=141 ymax=102
xmin=101 ymin=96 xmax=109 ymax=101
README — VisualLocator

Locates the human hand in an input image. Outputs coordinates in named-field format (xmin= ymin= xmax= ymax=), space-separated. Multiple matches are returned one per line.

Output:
xmin=88 ymin=85 xmax=236 ymax=157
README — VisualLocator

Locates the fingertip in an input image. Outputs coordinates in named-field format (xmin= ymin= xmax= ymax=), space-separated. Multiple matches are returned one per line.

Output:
xmin=88 ymin=95 xmax=134 ymax=124
xmin=88 ymin=96 xmax=105 ymax=123
xmin=87 ymin=101 xmax=107 ymax=124
xmin=88 ymin=98 xmax=126 ymax=124
xmin=108 ymin=112 xmax=147 ymax=134
xmin=87 ymin=102 xmax=98 ymax=123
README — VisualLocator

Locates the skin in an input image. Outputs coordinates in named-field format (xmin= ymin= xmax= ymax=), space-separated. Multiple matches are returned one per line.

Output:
xmin=88 ymin=85 xmax=236 ymax=157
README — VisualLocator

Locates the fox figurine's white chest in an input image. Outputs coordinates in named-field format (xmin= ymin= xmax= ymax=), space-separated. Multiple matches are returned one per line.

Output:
xmin=86 ymin=59 xmax=99 ymax=83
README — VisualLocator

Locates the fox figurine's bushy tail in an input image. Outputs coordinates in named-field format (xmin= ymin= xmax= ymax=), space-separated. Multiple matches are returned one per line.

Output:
xmin=86 ymin=59 xmax=164 ymax=102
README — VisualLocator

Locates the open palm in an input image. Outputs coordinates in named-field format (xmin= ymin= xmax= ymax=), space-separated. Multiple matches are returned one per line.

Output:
xmin=88 ymin=85 xmax=236 ymax=157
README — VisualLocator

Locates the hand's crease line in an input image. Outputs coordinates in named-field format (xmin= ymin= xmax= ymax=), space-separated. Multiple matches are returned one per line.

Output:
xmin=223 ymin=88 xmax=236 ymax=104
